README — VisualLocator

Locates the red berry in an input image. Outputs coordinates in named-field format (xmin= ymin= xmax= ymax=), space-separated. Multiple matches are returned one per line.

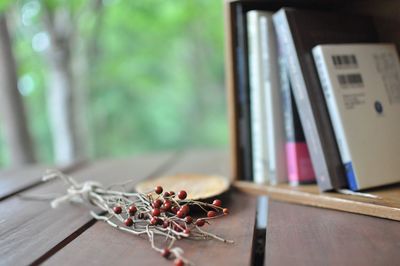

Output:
xmin=180 ymin=205 xmax=190 ymax=215
xmin=178 ymin=190 xmax=187 ymax=200
xmin=162 ymin=220 xmax=170 ymax=228
xmin=152 ymin=208 xmax=161 ymax=217
xmin=124 ymin=218 xmax=133 ymax=226
xmin=113 ymin=206 xmax=122 ymax=214
xmin=128 ymin=205 xmax=137 ymax=215
xmin=175 ymin=259 xmax=184 ymax=266
xmin=150 ymin=217 xmax=158 ymax=225
xmin=195 ymin=219 xmax=205 ymax=227
xmin=185 ymin=216 xmax=193 ymax=224
xmin=155 ymin=186 xmax=163 ymax=194
xmin=163 ymin=191 xmax=170 ymax=197
xmin=223 ymin=208 xmax=229 ymax=215
xmin=162 ymin=248 xmax=171 ymax=258
xmin=153 ymin=199 xmax=162 ymax=208
xmin=171 ymin=206 xmax=179 ymax=214
xmin=177 ymin=210 xmax=185 ymax=218
xmin=183 ymin=229 xmax=190 ymax=235
xmin=169 ymin=191 xmax=175 ymax=197
xmin=162 ymin=200 xmax=172 ymax=211
xmin=207 ymin=210 xmax=217 ymax=218
xmin=212 ymin=199 xmax=222 ymax=207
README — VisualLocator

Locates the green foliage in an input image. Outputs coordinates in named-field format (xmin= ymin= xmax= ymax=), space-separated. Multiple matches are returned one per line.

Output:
xmin=0 ymin=0 xmax=227 ymax=166
xmin=0 ymin=0 xmax=13 ymax=13
xmin=88 ymin=0 xmax=227 ymax=157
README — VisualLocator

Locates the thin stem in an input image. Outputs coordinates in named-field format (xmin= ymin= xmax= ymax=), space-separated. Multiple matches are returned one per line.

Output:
xmin=44 ymin=171 xmax=232 ymax=266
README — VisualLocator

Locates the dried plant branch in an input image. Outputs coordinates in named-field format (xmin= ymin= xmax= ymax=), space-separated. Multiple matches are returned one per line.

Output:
xmin=43 ymin=170 xmax=233 ymax=266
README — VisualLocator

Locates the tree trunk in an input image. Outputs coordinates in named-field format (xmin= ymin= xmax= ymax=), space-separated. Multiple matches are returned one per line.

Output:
xmin=45 ymin=36 xmax=76 ymax=164
xmin=43 ymin=6 xmax=88 ymax=165
xmin=0 ymin=14 xmax=36 ymax=166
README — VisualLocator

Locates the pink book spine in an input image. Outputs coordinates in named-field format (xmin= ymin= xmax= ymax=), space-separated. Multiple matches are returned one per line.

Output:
xmin=286 ymin=142 xmax=315 ymax=184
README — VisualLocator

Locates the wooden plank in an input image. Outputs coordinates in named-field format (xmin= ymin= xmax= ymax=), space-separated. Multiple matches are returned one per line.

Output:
xmin=43 ymin=150 xmax=258 ymax=266
xmin=224 ymin=0 xmax=241 ymax=181
xmin=0 ymin=165 xmax=50 ymax=200
xmin=0 ymin=152 xmax=175 ymax=266
xmin=0 ymin=161 xmax=86 ymax=201
xmin=265 ymin=200 xmax=400 ymax=266
xmin=234 ymin=181 xmax=400 ymax=221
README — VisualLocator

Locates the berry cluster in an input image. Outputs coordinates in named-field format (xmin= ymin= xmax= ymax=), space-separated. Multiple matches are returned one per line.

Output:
xmin=107 ymin=185 xmax=230 ymax=265
xmin=44 ymin=170 xmax=232 ymax=266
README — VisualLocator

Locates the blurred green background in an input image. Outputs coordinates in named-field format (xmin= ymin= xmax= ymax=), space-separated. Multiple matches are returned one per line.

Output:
xmin=0 ymin=0 xmax=227 ymax=167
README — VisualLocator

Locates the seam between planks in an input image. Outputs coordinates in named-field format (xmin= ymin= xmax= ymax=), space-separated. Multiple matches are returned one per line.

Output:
xmin=0 ymin=160 xmax=88 ymax=202
xmin=253 ymin=196 xmax=269 ymax=266
xmin=30 ymin=150 xmax=183 ymax=265
xmin=30 ymin=218 xmax=97 ymax=266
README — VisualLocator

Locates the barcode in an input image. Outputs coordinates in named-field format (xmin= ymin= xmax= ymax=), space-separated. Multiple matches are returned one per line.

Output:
xmin=337 ymin=73 xmax=363 ymax=88
xmin=332 ymin=54 xmax=358 ymax=68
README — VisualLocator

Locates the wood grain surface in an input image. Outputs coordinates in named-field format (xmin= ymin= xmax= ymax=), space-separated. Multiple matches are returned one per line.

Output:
xmin=43 ymin=150 xmax=258 ymax=266
xmin=0 ymin=165 xmax=50 ymax=200
xmin=2 ymin=149 xmax=400 ymax=266
xmin=234 ymin=181 xmax=400 ymax=221
xmin=265 ymin=200 xmax=400 ymax=266
xmin=0 ymin=160 xmax=87 ymax=201
xmin=0 ymin=153 xmax=174 ymax=266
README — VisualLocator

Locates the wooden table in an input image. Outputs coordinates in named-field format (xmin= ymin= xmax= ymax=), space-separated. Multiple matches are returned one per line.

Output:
xmin=0 ymin=150 xmax=399 ymax=266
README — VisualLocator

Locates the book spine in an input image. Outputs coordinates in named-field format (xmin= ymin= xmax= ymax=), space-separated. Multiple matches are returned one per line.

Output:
xmin=312 ymin=46 xmax=357 ymax=190
xmin=235 ymin=5 xmax=253 ymax=181
xmin=275 ymin=24 xmax=315 ymax=185
xmin=261 ymin=14 xmax=287 ymax=184
xmin=247 ymin=11 xmax=268 ymax=184
xmin=260 ymin=15 xmax=276 ymax=184
xmin=286 ymin=142 xmax=315 ymax=184
xmin=273 ymin=10 xmax=343 ymax=191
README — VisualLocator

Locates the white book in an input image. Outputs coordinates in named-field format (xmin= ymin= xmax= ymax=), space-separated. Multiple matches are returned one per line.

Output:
xmin=313 ymin=43 xmax=400 ymax=190
xmin=247 ymin=11 xmax=270 ymax=184
xmin=260 ymin=14 xmax=287 ymax=184
xmin=247 ymin=11 xmax=287 ymax=184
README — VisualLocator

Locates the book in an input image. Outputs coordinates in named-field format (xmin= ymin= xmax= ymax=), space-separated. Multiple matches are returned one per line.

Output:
xmin=235 ymin=4 xmax=253 ymax=181
xmin=247 ymin=10 xmax=287 ymax=184
xmin=259 ymin=14 xmax=287 ymax=184
xmin=282 ymin=80 xmax=315 ymax=185
xmin=275 ymin=23 xmax=315 ymax=185
xmin=272 ymin=8 xmax=378 ymax=191
xmin=247 ymin=11 xmax=270 ymax=184
xmin=313 ymin=43 xmax=400 ymax=190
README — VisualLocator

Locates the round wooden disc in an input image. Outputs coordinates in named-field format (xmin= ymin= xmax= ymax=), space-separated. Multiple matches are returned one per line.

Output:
xmin=135 ymin=173 xmax=230 ymax=200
